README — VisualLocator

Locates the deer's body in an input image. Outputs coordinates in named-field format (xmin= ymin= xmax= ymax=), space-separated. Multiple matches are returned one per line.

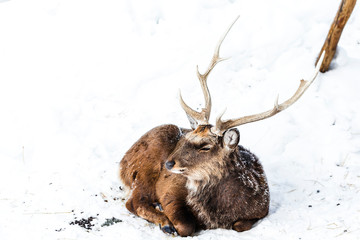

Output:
xmin=120 ymin=124 xmax=269 ymax=236
xmin=119 ymin=17 xmax=324 ymax=237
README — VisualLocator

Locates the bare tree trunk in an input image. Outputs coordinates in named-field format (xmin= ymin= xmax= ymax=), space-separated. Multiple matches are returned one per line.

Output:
xmin=316 ymin=0 xmax=357 ymax=73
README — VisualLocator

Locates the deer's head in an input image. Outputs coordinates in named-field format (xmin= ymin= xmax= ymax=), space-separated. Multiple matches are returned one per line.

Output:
xmin=165 ymin=125 xmax=240 ymax=182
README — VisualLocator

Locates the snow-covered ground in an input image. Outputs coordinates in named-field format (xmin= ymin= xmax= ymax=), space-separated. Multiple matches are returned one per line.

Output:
xmin=0 ymin=0 xmax=359 ymax=239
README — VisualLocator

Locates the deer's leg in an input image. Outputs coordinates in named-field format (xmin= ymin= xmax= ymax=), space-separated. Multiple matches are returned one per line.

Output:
xmin=156 ymin=174 xmax=196 ymax=236
xmin=160 ymin=195 xmax=196 ymax=237
xmin=232 ymin=219 xmax=258 ymax=232
xmin=125 ymin=189 xmax=175 ymax=234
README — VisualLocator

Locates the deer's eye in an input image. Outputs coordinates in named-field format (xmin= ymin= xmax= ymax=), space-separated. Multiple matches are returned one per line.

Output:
xmin=199 ymin=145 xmax=212 ymax=152
xmin=200 ymin=147 xmax=211 ymax=151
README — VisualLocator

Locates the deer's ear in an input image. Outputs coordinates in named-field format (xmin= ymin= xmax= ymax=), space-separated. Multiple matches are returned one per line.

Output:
xmin=186 ymin=114 xmax=198 ymax=130
xmin=223 ymin=128 xmax=240 ymax=149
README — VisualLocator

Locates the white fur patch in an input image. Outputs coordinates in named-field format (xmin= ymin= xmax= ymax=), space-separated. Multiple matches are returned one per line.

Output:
xmin=186 ymin=179 xmax=200 ymax=192
xmin=170 ymin=168 xmax=186 ymax=174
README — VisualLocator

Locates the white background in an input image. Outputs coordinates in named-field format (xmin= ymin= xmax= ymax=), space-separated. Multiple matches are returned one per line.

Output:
xmin=0 ymin=0 xmax=359 ymax=239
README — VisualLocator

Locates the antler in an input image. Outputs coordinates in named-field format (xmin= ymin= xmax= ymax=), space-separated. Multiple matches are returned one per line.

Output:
xmin=213 ymin=51 xmax=326 ymax=135
xmin=179 ymin=16 xmax=239 ymax=126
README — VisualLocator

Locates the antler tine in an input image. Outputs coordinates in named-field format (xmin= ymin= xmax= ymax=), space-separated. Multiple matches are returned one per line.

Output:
xmin=180 ymin=16 xmax=240 ymax=126
xmin=198 ymin=15 xmax=240 ymax=80
xmin=213 ymin=51 xmax=326 ymax=135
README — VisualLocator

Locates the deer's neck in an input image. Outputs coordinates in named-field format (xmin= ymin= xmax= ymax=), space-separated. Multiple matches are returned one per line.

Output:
xmin=185 ymin=151 xmax=241 ymax=194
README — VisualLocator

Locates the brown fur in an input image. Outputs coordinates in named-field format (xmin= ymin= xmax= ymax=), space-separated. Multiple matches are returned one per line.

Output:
xmin=120 ymin=124 xmax=269 ymax=236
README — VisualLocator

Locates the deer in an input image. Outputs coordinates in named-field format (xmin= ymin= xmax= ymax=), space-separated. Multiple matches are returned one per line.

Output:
xmin=120 ymin=17 xmax=325 ymax=237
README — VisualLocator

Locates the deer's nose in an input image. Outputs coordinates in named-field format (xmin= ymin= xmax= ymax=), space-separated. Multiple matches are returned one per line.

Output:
xmin=165 ymin=160 xmax=175 ymax=170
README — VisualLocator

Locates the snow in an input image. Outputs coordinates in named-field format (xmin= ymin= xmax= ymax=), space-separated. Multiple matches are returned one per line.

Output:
xmin=0 ymin=0 xmax=359 ymax=239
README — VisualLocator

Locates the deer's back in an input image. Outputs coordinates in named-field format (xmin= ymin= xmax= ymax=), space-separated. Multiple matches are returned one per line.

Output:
xmin=120 ymin=124 xmax=182 ymax=190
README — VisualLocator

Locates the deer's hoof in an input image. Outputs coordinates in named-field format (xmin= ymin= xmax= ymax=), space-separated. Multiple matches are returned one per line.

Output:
xmin=160 ymin=224 xmax=177 ymax=235
xmin=153 ymin=202 xmax=164 ymax=212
